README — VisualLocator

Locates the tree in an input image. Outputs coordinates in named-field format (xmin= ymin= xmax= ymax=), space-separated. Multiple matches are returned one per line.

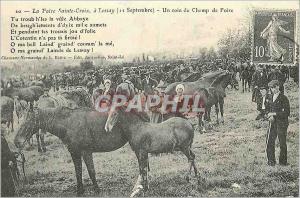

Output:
xmin=207 ymin=47 xmax=217 ymax=61
xmin=217 ymin=28 xmax=251 ymax=62
xmin=199 ymin=47 xmax=208 ymax=60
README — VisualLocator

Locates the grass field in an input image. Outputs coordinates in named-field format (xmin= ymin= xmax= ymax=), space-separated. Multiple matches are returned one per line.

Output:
xmin=6 ymin=80 xmax=299 ymax=197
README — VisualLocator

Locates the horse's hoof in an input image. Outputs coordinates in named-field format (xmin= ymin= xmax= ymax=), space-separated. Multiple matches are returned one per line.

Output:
xmin=130 ymin=185 xmax=144 ymax=197
xmin=94 ymin=185 xmax=100 ymax=194
xmin=42 ymin=148 xmax=47 ymax=153
xmin=38 ymin=148 xmax=42 ymax=153
xmin=185 ymin=175 xmax=190 ymax=182
xmin=77 ymin=188 xmax=85 ymax=196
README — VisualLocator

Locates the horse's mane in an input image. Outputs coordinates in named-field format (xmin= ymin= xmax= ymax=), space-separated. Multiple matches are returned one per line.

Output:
xmin=210 ymin=72 xmax=230 ymax=87
xmin=200 ymin=70 xmax=225 ymax=79
xmin=57 ymin=89 xmax=91 ymax=107
xmin=120 ymin=106 xmax=150 ymax=122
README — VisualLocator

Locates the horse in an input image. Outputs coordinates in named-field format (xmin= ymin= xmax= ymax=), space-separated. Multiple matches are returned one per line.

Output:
xmin=165 ymin=71 xmax=238 ymax=127
xmin=1 ymin=96 xmax=14 ymax=133
xmin=14 ymin=106 xmax=128 ymax=196
xmin=1 ymin=85 xmax=43 ymax=108
xmin=29 ymin=80 xmax=44 ymax=88
xmin=104 ymin=106 xmax=203 ymax=196
xmin=204 ymin=71 xmax=239 ymax=124
xmin=34 ymin=88 xmax=93 ymax=152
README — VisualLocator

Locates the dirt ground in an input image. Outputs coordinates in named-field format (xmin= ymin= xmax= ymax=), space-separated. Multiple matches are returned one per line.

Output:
xmin=5 ymin=80 xmax=299 ymax=197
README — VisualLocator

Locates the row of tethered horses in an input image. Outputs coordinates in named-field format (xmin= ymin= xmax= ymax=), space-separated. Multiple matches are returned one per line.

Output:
xmin=2 ymin=69 xmax=239 ymax=196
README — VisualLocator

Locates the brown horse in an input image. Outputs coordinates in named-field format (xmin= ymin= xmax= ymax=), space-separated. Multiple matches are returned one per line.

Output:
xmin=14 ymin=106 xmax=128 ymax=196
xmin=1 ymin=96 xmax=14 ymax=133
xmin=164 ymin=71 xmax=238 ymax=125
xmin=35 ymin=88 xmax=92 ymax=152
xmin=1 ymin=85 xmax=43 ymax=108
xmin=105 ymin=106 xmax=202 ymax=196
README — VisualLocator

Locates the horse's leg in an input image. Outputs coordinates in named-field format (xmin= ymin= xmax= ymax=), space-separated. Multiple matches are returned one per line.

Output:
xmin=16 ymin=112 xmax=20 ymax=124
xmin=131 ymin=151 xmax=148 ymax=197
xmin=36 ymin=130 xmax=42 ymax=153
xmin=198 ymin=114 xmax=205 ymax=133
xmin=11 ymin=118 xmax=14 ymax=133
xmin=215 ymin=102 xmax=219 ymax=124
xmin=181 ymin=147 xmax=198 ymax=182
xmin=40 ymin=130 xmax=46 ymax=152
xmin=6 ymin=121 xmax=10 ymax=134
xmin=219 ymin=98 xmax=224 ymax=124
xmin=242 ymin=79 xmax=245 ymax=92
xmin=139 ymin=152 xmax=149 ymax=191
xmin=248 ymin=79 xmax=251 ymax=92
xmin=138 ymin=151 xmax=149 ymax=190
xmin=70 ymin=150 xmax=84 ymax=196
xmin=82 ymin=151 xmax=99 ymax=193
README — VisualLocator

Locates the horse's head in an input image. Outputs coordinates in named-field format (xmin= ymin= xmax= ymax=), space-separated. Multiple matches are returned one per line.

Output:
xmin=211 ymin=71 xmax=239 ymax=90
xmin=105 ymin=106 xmax=124 ymax=132
xmin=14 ymin=107 xmax=40 ymax=149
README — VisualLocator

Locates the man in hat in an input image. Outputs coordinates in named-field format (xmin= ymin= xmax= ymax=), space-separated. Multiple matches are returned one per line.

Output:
xmin=268 ymin=65 xmax=286 ymax=93
xmin=141 ymin=71 xmax=158 ymax=96
xmin=251 ymin=64 xmax=268 ymax=102
xmin=149 ymin=87 xmax=163 ymax=123
xmin=121 ymin=73 xmax=135 ymax=90
xmin=266 ymin=80 xmax=290 ymax=166
xmin=255 ymin=86 xmax=271 ymax=120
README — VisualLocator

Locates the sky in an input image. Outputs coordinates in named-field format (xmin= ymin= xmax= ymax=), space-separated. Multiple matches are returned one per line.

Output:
xmin=0 ymin=1 xmax=299 ymax=61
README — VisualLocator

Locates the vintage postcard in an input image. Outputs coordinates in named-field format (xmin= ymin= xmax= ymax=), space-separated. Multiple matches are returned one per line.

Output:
xmin=0 ymin=0 xmax=299 ymax=197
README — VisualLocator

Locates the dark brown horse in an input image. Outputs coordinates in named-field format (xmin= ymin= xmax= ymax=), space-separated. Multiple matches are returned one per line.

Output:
xmin=1 ymin=96 xmax=14 ymax=133
xmin=1 ymin=85 xmax=43 ymax=107
xmin=164 ymin=71 xmax=238 ymax=125
xmin=14 ymin=106 xmax=128 ymax=196
xmin=105 ymin=106 xmax=202 ymax=196
xmin=35 ymin=88 xmax=92 ymax=152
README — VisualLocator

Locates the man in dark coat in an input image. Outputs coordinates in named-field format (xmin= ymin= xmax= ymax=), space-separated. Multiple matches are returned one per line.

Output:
xmin=251 ymin=65 xmax=268 ymax=102
xmin=1 ymin=133 xmax=16 ymax=197
xmin=255 ymin=86 xmax=271 ymax=120
xmin=141 ymin=71 xmax=158 ymax=96
xmin=268 ymin=65 xmax=286 ymax=93
xmin=266 ymin=80 xmax=290 ymax=166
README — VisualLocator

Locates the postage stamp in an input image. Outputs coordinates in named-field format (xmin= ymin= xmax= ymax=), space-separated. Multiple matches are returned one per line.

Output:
xmin=252 ymin=10 xmax=297 ymax=66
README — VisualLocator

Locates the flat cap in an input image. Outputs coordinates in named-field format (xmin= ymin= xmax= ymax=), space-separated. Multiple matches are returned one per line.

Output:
xmin=268 ymin=80 xmax=280 ymax=88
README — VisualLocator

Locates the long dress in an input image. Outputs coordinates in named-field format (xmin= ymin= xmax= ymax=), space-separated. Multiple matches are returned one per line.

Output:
xmin=261 ymin=20 xmax=289 ymax=60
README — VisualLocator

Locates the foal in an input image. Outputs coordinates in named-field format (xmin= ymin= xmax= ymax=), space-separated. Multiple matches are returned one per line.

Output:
xmin=105 ymin=107 xmax=202 ymax=195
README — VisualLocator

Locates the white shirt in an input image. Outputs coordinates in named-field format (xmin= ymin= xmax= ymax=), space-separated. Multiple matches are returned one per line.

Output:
xmin=273 ymin=92 xmax=280 ymax=102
